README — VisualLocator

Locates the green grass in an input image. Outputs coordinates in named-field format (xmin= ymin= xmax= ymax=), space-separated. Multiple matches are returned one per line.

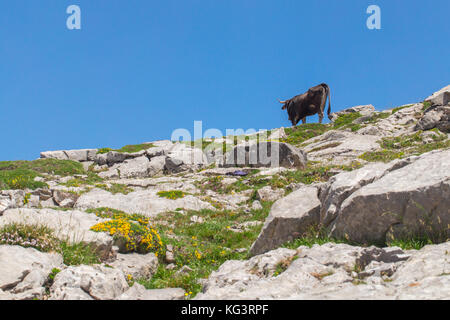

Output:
xmin=0 ymin=159 xmax=85 ymax=190
xmin=95 ymin=183 xmax=133 ymax=195
xmin=359 ymin=150 xmax=405 ymax=163
xmin=282 ymin=124 xmax=330 ymax=146
xmin=97 ymin=143 xmax=156 ymax=154
xmin=387 ymin=238 xmax=434 ymax=250
xmin=380 ymin=132 xmax=423 ymax=149
xmin=157 ymin=190 xmax=186 ymax=200
xmin=365 ymin=112 xmax=391 ymax=123
xmin=422 ymin=101 xmax=432 ymax=112
xmin=60 ymin=241 xmax=101 ymax=266
xmin=332 ymin=112 xmax=362 ymax=130
xmin=281 ymin=225 xmax=350 ymax=249
xmin=139 ymin=203 xmax=273 ymax=298
xmin=309 ymin=142 xmax=342 ymax=153
xmin=391 ymin=105 xmax=413 ymax=114
xmin=61 ymin=172 xmax=104 ymax=187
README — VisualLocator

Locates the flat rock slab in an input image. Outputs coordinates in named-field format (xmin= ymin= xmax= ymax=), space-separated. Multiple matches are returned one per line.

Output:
xmin=0 ymin=245 xmax=63 ymax=293
xmin=75 ymin=188 xmax=214 ymax=217
xmin=197 ymin=242 xmax=450 ymax=300
xmin=40 ymin=149 xmax=97 ymax=162
xmin=0 ymin=208 xmax=113 ymax=258
xmin=304 ymin=130 xmax=380 ymax=165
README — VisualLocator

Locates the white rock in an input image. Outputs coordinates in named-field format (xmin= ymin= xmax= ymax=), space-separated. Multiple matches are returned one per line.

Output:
xmin=110 ymin=253 xmax=159 ymax=280
xmin=116 ymin=283 xmax=185 ymax=300
xmin=50 ymin=264 xmax=129 ymax=300
xmin=250 ymin=185 xmax=320 ymax=256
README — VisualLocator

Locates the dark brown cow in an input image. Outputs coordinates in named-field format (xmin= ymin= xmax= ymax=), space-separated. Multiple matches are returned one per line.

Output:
xmin=279 ymin=83 xmax=332 ymax=126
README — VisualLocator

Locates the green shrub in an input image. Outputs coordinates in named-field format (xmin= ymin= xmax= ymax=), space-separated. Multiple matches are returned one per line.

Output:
xmin=157 ymin=190 xmax=186 ymax=200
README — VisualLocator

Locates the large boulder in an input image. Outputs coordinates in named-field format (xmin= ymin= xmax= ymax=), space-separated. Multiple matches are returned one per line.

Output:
xmin=222 ymin=142 xmax=307 ymax=169
xmin=249 ymin=185 xmax=321 ymax=256
xmin=49 ymin=265 xmax=129 ymax=300
xmin=415 ymin=105 xmax=450 ymax=133
xmin=329 ymin=149 xmax=450 ymax=244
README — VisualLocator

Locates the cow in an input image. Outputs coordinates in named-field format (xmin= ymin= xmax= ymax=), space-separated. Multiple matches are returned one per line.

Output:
xmin=279 ymin=83 xmax=332 ymax=127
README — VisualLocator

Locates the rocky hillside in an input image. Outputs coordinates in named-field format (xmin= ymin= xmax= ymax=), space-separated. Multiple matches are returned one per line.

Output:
xmin=0 ymin=85 xmax=449 ymax=300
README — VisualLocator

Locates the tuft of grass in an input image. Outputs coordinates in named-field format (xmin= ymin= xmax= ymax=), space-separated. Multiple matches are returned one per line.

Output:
xmin=61 ymin=172 xmax=104 ymax=188
xmin=273 ymin=256 xmax=298 ymax=277
xmin=391 ymin=105 xmax=413 ymax=114
xmin=282 ymin=124 xmax=329 ymax=146
xmin=97 ymin=143 xmax=155 ymax=154
xmin=365 ymin=112 xmax=390 ymax=123
xmin=422 ymin=101 xmax=432 ymax=112
xmin=359 ymin=150 xmax=405 ymax=163
xmin=281 ymin=225 xmax=350 ymax=249
xmin=333 ymin=112 xmax=362 ymax=130
xmin=309 ymin=142 xmax=342 ymax=153
xmin=387 ymin=238 xmax=433 ymax=251
xmin=95 ymin=183 xmax=132 ymax=195
xmin=157 ymin=190 xmax=186 ymax=200
xmin=60 ymin=241 xmax=101 ymax=266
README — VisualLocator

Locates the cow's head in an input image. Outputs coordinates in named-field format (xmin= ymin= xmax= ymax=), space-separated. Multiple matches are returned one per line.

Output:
xmin=279 ymin=99 xmax=288 ymax=110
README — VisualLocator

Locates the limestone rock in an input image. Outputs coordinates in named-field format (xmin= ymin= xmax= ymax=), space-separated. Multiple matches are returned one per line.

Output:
xmin=222 ymin=142 xmax=307 ymax=169
xmin=40 ymin=149 xmax=97 ymax=162
xmin=255 ymin=186 xmax=285 ymax=202
xmin=116 ymin=283 xmax=185 ymax=300
xmin=249 ymin=185 xmax=320 ymax=256
xmin=0 ymin=245 xmax=63 ymax=298
xmin=53 ymin=190 xmax=79 ymax=208
xmin=109 ymin=253 xmax=159 ymax=280
xmin=425 ymin=85 xmax=450 ymax=106
xmin=50 ymin=264 xmax=129 ymax=300
xmin=329 ymin=150 xmax=450 ymax=244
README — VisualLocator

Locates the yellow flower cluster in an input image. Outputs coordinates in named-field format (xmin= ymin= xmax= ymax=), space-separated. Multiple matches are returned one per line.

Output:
xmin=90 ymin=216 xmax=163 ymax=255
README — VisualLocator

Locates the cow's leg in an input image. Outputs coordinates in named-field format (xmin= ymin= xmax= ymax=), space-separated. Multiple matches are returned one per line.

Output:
xmin=302 ymin=117 xmax=306 ymax=124
xmin=318 ymin=113 xmax=324 ymax=124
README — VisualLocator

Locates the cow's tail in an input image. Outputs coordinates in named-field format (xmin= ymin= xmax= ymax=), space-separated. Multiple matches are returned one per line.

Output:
xmin=323 ymin=83 xmax=331 ymax=119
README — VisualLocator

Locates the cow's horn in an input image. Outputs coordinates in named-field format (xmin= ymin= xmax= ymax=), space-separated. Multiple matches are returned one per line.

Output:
xmin=278 ymin=99 xmax=286 ymax=104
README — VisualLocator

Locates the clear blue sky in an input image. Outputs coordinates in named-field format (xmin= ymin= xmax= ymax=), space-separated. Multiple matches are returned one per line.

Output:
xmin=1 ymin=0 xmax=449 ymax=161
